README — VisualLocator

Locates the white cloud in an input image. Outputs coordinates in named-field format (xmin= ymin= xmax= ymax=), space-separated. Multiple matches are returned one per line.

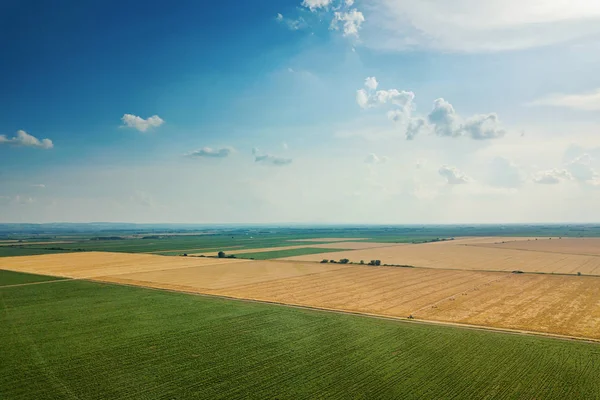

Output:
xmin=532 ymin=169 xmax=573 ymax=184
xmin=331 ymin=9 xmax=365 ymax=37
xmin=255 ymin=154 xmax=293 ymax=166
xmin=356 ymin=78 xmax=507 ymax=141
xmin=276 ymin=13 xmax=307 ymax=30
xmin=186 ymin=147 xmax=233 ymax=158
xmin=371 ymin=0 xmax=600 ymax=52
xmin=439 ymin=165 xmax=471 ymax=184
xmin=302 ymin=0 xmax=333 ymax=11
xmin=365 ymin=153 xmax=388 ymax=164
xmin=528 ymin=89 xmax=600 ymax=111
xmin=345 ymin=0 xmax=355 ymax=6
xmin=365 ymin=76 xmax=378 ymax=91
xmin=0 ymin=130 xmax=53 ymax=149
xmin=121 ymin=114 xmax=164 ymax=132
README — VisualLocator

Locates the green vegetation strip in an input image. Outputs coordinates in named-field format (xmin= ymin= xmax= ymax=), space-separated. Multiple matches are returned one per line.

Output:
xmin=233 ymin=247 xmax=348 ymax=260
xmin=0 ymin=270 xmax=62 ymax=287
xmin=1 ymin=278 xmax=599 ymax=399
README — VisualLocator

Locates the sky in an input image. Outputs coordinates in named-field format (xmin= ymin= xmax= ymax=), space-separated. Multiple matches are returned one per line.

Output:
xmin=1 ymin=0 xmax=600 ymax=224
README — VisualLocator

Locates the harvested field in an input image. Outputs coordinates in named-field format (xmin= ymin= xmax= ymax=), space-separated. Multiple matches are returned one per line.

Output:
xmin=2 ymin=252 xmax=599 ymax=339
xmin=97 ymin=261 xmax=351 ymax=290
xmin=0 ymin=252 xmax=251 ymax=279
xmin=196 ymin=242 xmax=395 ymax=257
xmin=282 ymin=239 xmax=600 ymax=276
xmin=469 ymin=238 xmax=600 ymax=256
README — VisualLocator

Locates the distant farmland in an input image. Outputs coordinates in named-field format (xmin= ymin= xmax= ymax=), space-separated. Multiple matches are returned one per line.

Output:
xmin=1 ymin=275 xmax=599 ymax=399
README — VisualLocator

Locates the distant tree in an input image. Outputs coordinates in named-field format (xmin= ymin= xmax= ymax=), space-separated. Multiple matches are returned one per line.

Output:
xmin=182 ymin=253 xmax=188 ymax=257
xmin=360 ymin=260 xmax=365 ymax=265
xmin=375 ymin=260 xmax=381 ymax=266
xmin=339 ymin=259 xmax=350 ymax=264
xmin=321 ymin=259 xmax=329 ymax=264
xmin=577 ymin=272 xmax=582 ymax=276
xmin=218 ymin=251 xmax=226 ymax=258
xmin=330 ymin=260 xmax=337 ymax=263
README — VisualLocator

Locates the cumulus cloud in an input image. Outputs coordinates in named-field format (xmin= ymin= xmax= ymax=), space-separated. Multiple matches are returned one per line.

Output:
xmin=528 ymin=89 xmax=600 ymax=111
xmin=355 ymin=77 xmax=509 ymax=141
xmin=532 ymin=169 xmax=573 ymax=184
xmin=356 ymin=77 xmax=416 ymax=123
xmin=121 ymin=114 xmax=164 ymax=132
xmin=439 ymin=165 xmax=471 ymax=184
xmin=302 ymin=0 xmax=333 ymax=10
xmin=276 ymin=13 xmax=307 ymax=30
xmin=255 ymin=154 xmax=293 ymax=166
xmin=0 ymin=130 xmax=54 ymax=149
xmin=365 ymin=153 xmax=388 ymax=164
xmin=331 ymin=9 xmax=365 ymax=37
xmin=186 ymin=147 xmax=233 ymax=158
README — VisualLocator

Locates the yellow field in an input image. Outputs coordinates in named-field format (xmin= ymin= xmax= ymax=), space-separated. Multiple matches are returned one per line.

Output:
xmin=468 ymin=237 xmax=600 ymax=256
xmin=1 ymin=252 xmax=599 ymax=339
xmin=282 ymin=238 xmax=600 ymax=276
xmin=195 ymin=242 xmax=398 ymax=256
xmin=0 ymin=252 xmax=252 ymax=279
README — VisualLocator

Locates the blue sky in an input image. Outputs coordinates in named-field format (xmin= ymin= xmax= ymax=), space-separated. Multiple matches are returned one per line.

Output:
xmin=2 ymin=0 xmax=600 ymax=223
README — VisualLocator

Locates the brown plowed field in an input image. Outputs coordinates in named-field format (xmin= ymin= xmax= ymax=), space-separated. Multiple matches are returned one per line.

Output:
xmin=2 ymin=252 xmax=599 ymax=339
xmin=282 ymin=239 xmax=600 ymax=276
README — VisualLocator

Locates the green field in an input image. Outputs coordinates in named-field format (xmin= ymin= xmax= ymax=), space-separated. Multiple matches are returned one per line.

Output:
xmin=0 ymin=270 xmax=62 ymax=287
xmin=233 ymin=247 xmax=347 ymax=260
xmin=1 ymin=273 xmax=599 ymax=399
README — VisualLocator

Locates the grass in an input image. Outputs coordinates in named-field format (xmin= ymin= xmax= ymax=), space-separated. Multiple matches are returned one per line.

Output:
xmin=233 ymin=247 xmax=348 ymax=260
xmin=1 ymin=276 xmax=599 ymax=399
xmin=0 ymin=270 xmax=62 ymax=287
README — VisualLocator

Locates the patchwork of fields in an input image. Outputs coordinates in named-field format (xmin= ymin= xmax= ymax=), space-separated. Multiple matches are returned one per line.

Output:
xmin=282 ymin=237 xmax=600 ymax=275
xmin=2 ymin=249 xmax=599 ymax=340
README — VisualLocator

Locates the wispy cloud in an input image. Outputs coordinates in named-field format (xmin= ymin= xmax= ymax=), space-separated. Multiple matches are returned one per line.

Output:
xmin=365 ymin=153 xmax=388 ymax=164
xmin=527 ymin=89 xmax=600 ymax=111
xmin=532 ymin=169 xmax=573 ymax=185
xmin=186 ymin=147 xmax=234 ymax=158
xmin=255 ymin=154 xmax=293 ymax=166
xmin=0 ymin=130 xmax=53 ymax=149
xmin=31 ymin=184 xmax=46 ymax=188
xmin=121 ymin=114 xmax=164 ymax=132
xmin=371 ymin=0 xmax=600 ymax=52
xmin=276 ymin=13 xmax=307 ymax=30
xmin=439 ymin=165 xmax=471 ymax=184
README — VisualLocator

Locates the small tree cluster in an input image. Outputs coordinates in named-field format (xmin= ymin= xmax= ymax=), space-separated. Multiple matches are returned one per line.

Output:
xmin=368 ymin=260 xmax=381 ymax=266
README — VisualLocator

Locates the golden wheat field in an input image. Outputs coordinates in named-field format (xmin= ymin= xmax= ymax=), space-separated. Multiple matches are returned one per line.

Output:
xmin=196 ymin=241 xmax=398 ymax=256
xmin=282 ymin=238 xmax=600 ymax=276
xmin=468 ymin=237 xmax=600 ymax=256
xmin=1 ymin=251 xmax=599 ymax=339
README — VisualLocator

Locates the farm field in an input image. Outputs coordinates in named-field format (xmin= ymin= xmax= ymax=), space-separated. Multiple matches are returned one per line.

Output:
xmin=197 ymin=241 xmax=398 ymax=257
xmin=2 ymin=252 xmax=599 ymax=339
xmin=0 ymin=270 xmax=63 ymax=287
xmin=1 ymin=274 xmax=599 ymax=399
xmin=229 ymin=247 xmax=348 ymax=260
xmin=282 ymin=237 xmax=600 ymax=276
xmin=469 ymin=237 xmax=600 ymax=256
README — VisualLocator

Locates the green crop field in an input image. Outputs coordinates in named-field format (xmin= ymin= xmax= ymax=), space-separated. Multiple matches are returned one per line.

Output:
xmin=2 ymin=272 xmax=599 ymax=399
xmin=233 ymin=247 xmax=347 ymax=260
xmin=0 ymin=270 xmax=63 ymax=287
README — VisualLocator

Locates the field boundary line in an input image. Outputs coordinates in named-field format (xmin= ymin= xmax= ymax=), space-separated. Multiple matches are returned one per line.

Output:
xmin=0 ymin=278 xmax=76 ymax=289
xmin=85 ymin=277 xmax=600 ymax=345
